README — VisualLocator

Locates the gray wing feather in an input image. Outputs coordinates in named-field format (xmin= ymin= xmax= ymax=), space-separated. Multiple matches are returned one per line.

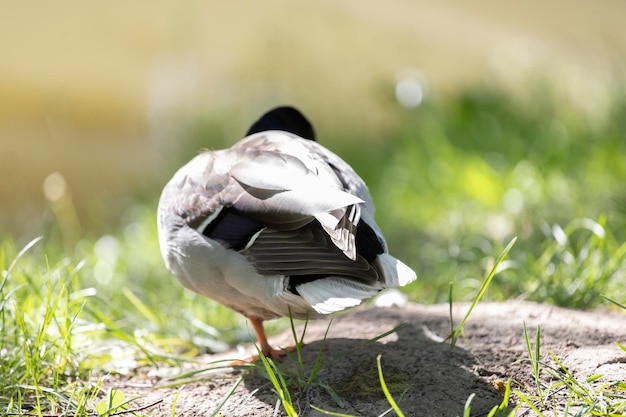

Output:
xmin=242 ymin=224 xmax=380 ymax=282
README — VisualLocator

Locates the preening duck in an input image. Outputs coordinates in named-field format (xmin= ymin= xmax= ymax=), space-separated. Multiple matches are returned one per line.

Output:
xmin=157 ymin=106 xmax=416 ymax=359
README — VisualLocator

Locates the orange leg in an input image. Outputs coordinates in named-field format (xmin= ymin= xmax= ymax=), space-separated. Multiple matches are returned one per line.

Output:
xmin=229 ymin=315 xmax=299 ymax=365
xmin=247 ymin=315 xmax=291 ymax=359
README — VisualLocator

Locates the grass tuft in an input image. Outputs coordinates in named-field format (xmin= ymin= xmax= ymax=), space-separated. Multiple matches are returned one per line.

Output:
xmin=514 ymin=323 xmax=626 ymax=416
xmin=0 ymin=237 xmax=167 ymax=416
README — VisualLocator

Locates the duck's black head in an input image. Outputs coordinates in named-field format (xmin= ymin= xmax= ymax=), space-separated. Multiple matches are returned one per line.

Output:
xmin=246 ymin=106 xmax=316 ymax=141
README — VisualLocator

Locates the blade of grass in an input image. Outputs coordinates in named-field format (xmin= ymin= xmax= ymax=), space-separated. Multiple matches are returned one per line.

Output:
xmin=523 ymin=321 xmax=542 ymax=399
xmin=288 ymin=308 xmax=307 ymax=369
xmin=448 ymin=282 xmax=455 ymax=339
xmin=170 ymin=389 xmax=181 ymax=417
xmin=376 ymin=354 xmax=405 ymax=417
xmin=309 ymin=405 xmax=355 ymax=417
xmin=306 ymin=318 xmax=333 ymax=387
xmin=463 ymin=393 xmax=475 ymax=417
xmin=514 ymin=390 xmax=546 ymax=417
xmin=85 ymin=304 xmax=158 ymax=366
xmin=257 ymin=352 xmax=298 ymax=417
xmin=122 ymin=288 xmax=161 ymax=325
xmin=447 ymin=237 xmax=517 ymax=349
xmin=602 ymin=295 xmax=626 ymax=311
xmin=209 ymin=375 xmax=243 ymax=417
xmin=4 ymin=237 xmax=43 ymax=283
xmin=486 ymin=379 xmax=515 ymax=417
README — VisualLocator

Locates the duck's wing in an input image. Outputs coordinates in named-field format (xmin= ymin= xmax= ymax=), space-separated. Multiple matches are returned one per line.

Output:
xmin=243 ymin=223 xmax=378 ymax=281
xmin=222 ymin=132 xmax=366 ymax=259
xmin=243 ymin=222 xmax=385 ymax=315
xmin=158 ymin=131 xmax=365 ymax=259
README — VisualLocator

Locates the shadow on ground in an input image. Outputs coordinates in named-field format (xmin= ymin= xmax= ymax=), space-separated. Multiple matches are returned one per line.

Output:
xmin=243 ymin=307 xmax=504 ymax=416
xmin=113 ymin=301 xmax=626 ymax=417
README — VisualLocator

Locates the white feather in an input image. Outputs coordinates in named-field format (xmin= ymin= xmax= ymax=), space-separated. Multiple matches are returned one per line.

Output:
xmin=296 ymin=277 xmax=383 ymax=315
xmin=375 ymin=253 xmax=417 ymax=287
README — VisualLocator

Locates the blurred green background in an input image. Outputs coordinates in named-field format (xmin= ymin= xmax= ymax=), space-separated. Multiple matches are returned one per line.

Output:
xmin=2 ymin=0 xmax=626 ymax=352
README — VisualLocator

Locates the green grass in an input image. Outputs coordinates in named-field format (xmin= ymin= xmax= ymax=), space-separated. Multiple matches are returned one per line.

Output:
xmin=1 ymin=81 xmax=626 ymax=415
xmin=513 ymin=324 xmax=626 ymax=416
xmin=367 ymin=86 xmax=626 ymax=306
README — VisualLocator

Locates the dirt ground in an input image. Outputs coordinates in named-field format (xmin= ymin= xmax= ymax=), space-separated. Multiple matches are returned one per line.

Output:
xmin=109 ymin=301 xmax=626 ymax=416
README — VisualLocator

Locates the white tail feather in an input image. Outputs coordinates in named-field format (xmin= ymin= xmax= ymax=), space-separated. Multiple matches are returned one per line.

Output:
xmin=375 ymin=253 xmax=417 ymax=287
xmin=296 ymin=277 xmax=382 ymax=315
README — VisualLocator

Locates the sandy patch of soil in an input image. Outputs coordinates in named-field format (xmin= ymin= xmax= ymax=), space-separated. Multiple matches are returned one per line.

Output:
xmin=108 ymin=301 xmax=626 ymax=416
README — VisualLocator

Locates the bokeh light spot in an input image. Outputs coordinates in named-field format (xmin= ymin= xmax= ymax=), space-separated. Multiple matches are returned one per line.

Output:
xmin=94 ymin=235 xmax=121 ymax=264
xmin=395 ymin=76 xmax=425 ymax=108
xmin=503 ymin=188 xmax=525 ymax=214
xmin=43 ymin=172 xmax=67 ymax=202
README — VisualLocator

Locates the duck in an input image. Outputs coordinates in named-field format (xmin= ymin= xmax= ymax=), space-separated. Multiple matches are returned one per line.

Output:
xmin=157 ymin=106 xmax=416 ymax=359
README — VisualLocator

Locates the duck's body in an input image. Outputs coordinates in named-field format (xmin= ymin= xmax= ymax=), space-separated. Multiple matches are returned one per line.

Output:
xmin=157 ymin=107 xmax=416 ymax=357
